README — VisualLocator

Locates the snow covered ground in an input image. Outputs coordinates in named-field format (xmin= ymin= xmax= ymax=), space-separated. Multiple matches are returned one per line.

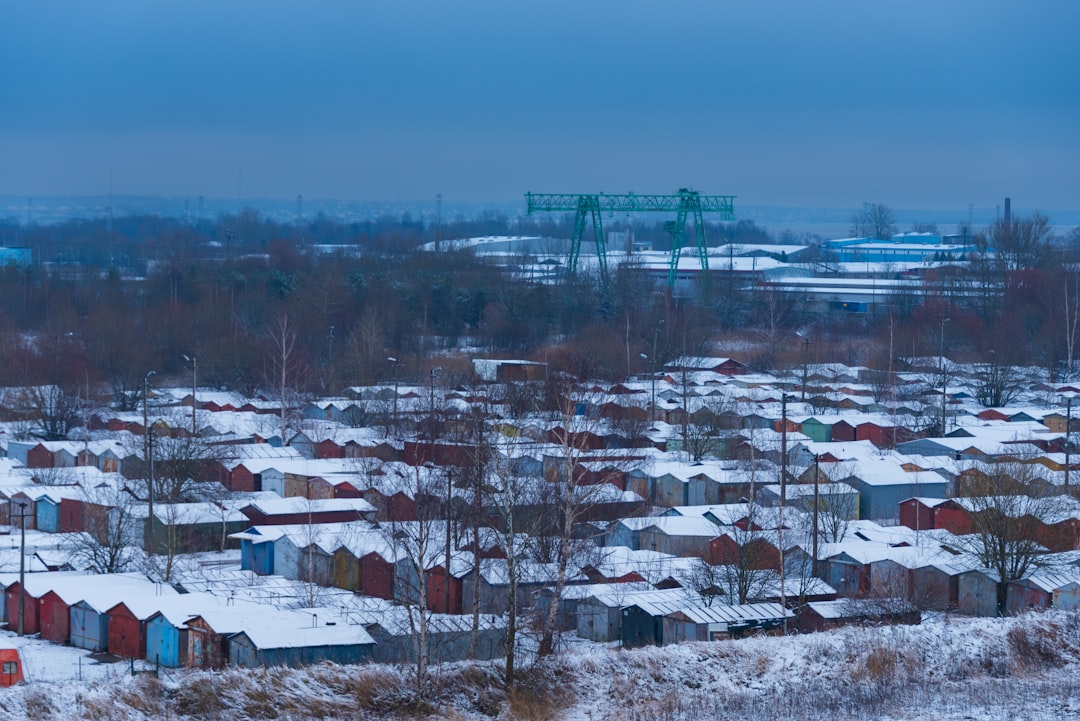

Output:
xmin=3 ymin=611 xmax=1080 ymax=720
xmin=1 ymin=630 xmax=150 ymax=685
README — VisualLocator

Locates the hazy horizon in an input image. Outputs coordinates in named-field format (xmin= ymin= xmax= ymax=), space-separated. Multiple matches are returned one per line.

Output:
xmin=3 ymin=2 xmax=1078 ymax=211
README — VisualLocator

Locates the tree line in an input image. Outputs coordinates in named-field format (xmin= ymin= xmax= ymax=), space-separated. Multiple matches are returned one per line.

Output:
xmin=1 ymin=204 xmax=1079 ymax=407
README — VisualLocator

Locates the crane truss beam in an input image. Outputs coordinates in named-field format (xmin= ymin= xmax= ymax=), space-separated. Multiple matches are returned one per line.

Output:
xmin=525 ymin=190 xmax=735 ymax=289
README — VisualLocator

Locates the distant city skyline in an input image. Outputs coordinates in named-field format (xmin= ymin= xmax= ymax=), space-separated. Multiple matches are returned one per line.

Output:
xmin=10 ymin=193 xmax=1078 ymax=240
xmin=3 ymin=1 xmax=1078 ymax=211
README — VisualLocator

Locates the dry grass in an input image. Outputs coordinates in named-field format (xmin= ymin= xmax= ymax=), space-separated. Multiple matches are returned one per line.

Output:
xmin=14 ymin=612 xmax=1080 ymax=721
xmin=118 ymin=676 xmax=167 ymax=717
xmin=171 ymin=680 xmax=229 ymax=718
xmin=22 ymin=687 xmax=55 ymax=721
xmin=1007 ymin=619 xmax=1067 ymax=669
xmin=503 ymin=665 xmax=573 ymax=721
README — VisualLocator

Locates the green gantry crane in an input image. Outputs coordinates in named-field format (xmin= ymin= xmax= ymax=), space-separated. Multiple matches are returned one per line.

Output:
xmin=525 ymin=189 xmax=736 ymax=288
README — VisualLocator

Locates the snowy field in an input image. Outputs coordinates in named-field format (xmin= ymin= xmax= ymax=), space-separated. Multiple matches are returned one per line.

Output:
xmin=2 ymin=611 xmax=1080 ymax=720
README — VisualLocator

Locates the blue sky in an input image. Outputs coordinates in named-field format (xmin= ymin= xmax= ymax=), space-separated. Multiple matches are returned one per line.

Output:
xmin=2 ymin=1 xmax=1078 ymax=210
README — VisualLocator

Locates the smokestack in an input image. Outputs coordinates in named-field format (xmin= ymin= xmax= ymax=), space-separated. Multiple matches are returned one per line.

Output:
xmin=1004 ymin=197 xmax=1011 ymax=234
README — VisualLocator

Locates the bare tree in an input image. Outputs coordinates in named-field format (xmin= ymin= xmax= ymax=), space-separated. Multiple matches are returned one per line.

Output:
xmin=676 ymin=557 xmax=730 ymax=607
xmin=681 ymin=392 xmax=742 ymax=462
xmin=483 ymin=436 xmax=541 ymax=685
xmin=23 ymin=384 xmax=82 ymax=441
xmin=922 ymin=358 xmax=959 ymax=435
xmin=268 ymin=314 xmax=303 ymax=444
xmin=145 ymin=501 xmax=198 ymax=582
xmin=66 ymin=483 xmax=143 ymax=574
xmin=972 ymin=358 xmax=1028 ymax=408
xmin=814 ymin=483 xmax=857 ymax=544
xmin=380 ymin=464 xmax=448 ymax=698
xmin=803 ymin=460 xmax=860 ymax=545
xmin=952 ymin=461 xmax=1060 ymax=614
xmin=32 ymin=465 xmax=80 ymax=486
xmin=711 ymin=507 xmax=782 ymax=605
xmin=1062 ymin=272 xmax=1080 ymax=381
xmin=151 ymin=420 xmax=236 ymax=504
xmin=850 ymin=202 xmax=897 ymax=241
xmin=985 ymin=211 xmax=1052 ymax=273
xmin=750 ymin=288 xmax=804 ymax=369
xmin=535 ymin=384 xmax=634 ymax=657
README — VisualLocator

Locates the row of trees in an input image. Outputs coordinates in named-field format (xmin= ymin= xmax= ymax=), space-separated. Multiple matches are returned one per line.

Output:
xmin=3 ymin=203 xmax=1080 ymax=401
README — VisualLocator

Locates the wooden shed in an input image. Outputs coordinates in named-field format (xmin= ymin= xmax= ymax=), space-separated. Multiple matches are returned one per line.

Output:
xmin=229 ymin=619 xmax=375 ymax=668
xmin=365 ymin=612 xmax=505 ymax=664
xmin=106 ymin=596 xmax=178 ymax=660
xmin=797 ymin=598 xmax=920 ymax=633
xmin=37 ymin=589 xmax=72 ymax=645
xmin=621 ymin=596 xmax=690 ymax=648
xmin=956 ymin=568 xmax=1001 ymax=617
xmin=234 ymin=526 xmax=285 ymax=576
xmin=184 ymin=612 xmax=240 ymax=669
xmin=239 ymin=497 xmax=375 ymax=526
xmin=144 ymin=594 xmax=233 ymax=668
xmin=70 ymin=598 xmax=111 ymax=652
xmin=1006 ymin=573 xmax=1080 ymax=615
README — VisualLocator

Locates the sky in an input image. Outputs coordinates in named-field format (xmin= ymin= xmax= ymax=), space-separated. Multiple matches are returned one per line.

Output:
xmin=2 ymin=1 xmax=1079 ymax=211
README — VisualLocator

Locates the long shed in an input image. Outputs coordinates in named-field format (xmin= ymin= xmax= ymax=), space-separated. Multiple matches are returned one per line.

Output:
xmin=229 ymin=621 xmax=375 ymax=668
xmin=662 ymin=602 xmax=792 ymax=644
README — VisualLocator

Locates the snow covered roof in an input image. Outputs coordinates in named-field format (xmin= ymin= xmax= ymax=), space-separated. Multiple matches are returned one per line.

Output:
xmin=613 ymin=515 xmax=722 ymax=538
xmin=806 ymin=598 xmax=917 ymax=620
xmin=586 ymin=546 xmax=699 ymax=583
xmin=154 ymin=502 xmax=248 ymax=525
xmin=243 ymin=497 xmax=376 ymax=516
xmin=585 ymin=585 xmax=698 ymax=609
xmin=670 ymin=602 xmax=793 ymax=625
xmin=235 ymin=610 xmax=375 ymax=649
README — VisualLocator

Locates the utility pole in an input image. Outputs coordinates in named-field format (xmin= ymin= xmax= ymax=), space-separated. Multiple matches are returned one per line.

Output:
xmin=811 ymin=454 xmax=820 ymax=579
xmin=15 ymin=500 xmax=29 ymax=636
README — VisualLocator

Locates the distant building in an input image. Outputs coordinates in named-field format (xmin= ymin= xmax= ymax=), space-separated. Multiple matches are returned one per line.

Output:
xmin=472 ymin=358 xmax=547 ymax=382
xmin=0 ymin=247 xmax=31 ymax=267
xmin=823 ymin=235 xmax=974 ymax=264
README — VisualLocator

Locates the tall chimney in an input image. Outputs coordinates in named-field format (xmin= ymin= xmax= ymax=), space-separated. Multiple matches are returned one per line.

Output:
xmin=1004 ymin=197 xmax=1012 ymax=234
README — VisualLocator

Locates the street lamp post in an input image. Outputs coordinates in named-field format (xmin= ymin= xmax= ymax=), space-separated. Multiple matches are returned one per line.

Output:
xmin=1068 ymin=396 xmax=1074 ymax=493
xmin=445 ymin=467 xmax=453 ymax=612
xmin=388 ymin=357 xmax=400 ymax=432
xmin=183 ymin=354 xmax=197 ymax=436
xmin=1063 ymin=392 xmax=1075 ymax=492
xmin=15 ymin=500 xmax=28 ymax=636
xmin=939 ymin=317 xmax=950 ymax=434
xmin=429 ymin=366 xmax=442 ymax=457
xmin=640 ymin=353 xmax=656 ymax=423
xmin=801 ymin=336 xmax=811 ymax=402
xmin=778 ymin=392 xmax=796 ymax=633
xmin=143 ymin=370 xmax=156 ymax=553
